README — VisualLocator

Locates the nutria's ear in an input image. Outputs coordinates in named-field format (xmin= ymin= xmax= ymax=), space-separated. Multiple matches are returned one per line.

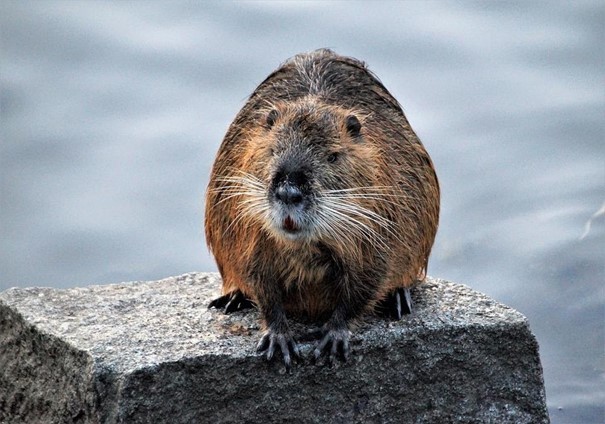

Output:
xmin=346 ymin=115 xmax=361 ymax=138
xmin=266 ymin=109 xmax=279 ymax=129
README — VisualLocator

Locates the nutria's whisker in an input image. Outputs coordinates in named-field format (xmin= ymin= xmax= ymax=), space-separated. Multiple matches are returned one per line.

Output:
xmin=321 ymin=196 xmax=394 ymax=226
xmin=211 ymin=174 xmax=271 ymax=238
xmin=323 ymin=189 xmax=421 ymax=203
xmin=320 ymin=197 xmax=412 ymax=251
xmin=317 ymin=201 xmax=391 ymax=253
xmin=323 ymin=186 xmax=394 ymax=193
xmin=322 ymin=195 xmax=404 ymax=208
xmin=211 ymin=188 xmax=259 ymax=204
xmin=222 ymin=200 xmax=270 ymax=239
xmin=314 ymin=208 xmax=359 ymax=248
xmin=211 ymin=173 xmax=267 ymax=206
xmin=216 ymin=172 xmax=266 ymax=189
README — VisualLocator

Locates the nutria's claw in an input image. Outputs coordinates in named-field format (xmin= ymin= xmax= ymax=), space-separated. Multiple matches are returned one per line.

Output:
xmin=376 ymin=287 xmax=413 ymax=320
xmin=400 ymin=287 xmax=413 ymax=315
xmin=208 ymin=290 xmax=255 ymax=313
xmin=313 ymin=328 xmax=350 ymax=365
xmin=256 ymin=330 xmax=300 ymax=372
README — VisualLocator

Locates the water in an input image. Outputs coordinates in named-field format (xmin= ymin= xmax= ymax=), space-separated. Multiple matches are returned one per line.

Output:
xmin=1 ymin=1 xmax=603 ymax=421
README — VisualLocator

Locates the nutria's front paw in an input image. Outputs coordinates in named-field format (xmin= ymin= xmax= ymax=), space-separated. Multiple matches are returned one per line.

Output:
xmin=256 ymin=330 xmax=301 ymax=372
xmin=208 ymin=290 xmax=255 ymax=313
xmin=313 ymin=327 xmax=351 ymax=365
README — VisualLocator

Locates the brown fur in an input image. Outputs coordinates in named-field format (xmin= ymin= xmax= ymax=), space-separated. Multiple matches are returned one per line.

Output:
xmin=205 ymin=49 xmax=439 ymax=324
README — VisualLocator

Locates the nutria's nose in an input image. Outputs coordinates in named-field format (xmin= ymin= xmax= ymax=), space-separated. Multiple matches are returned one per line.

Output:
xmin=275 ymin=184 xmax=304 ymax=206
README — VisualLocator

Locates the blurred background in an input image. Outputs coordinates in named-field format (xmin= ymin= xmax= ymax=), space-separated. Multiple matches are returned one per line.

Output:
xmin=1 ymin=1 xmax=603 ymax=422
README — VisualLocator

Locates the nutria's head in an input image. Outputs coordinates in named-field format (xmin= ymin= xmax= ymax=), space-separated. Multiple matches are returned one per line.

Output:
xmin=223 ymin=98 xmax=396 ymax=248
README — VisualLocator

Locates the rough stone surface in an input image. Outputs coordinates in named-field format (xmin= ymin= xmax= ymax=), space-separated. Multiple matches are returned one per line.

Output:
xmin=0 ymin=272 xmax=549 ymax=423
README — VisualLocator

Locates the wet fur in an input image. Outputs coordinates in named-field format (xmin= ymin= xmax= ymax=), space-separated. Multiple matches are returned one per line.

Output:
xmin=205 ymin=49 xmax=440 ymax=325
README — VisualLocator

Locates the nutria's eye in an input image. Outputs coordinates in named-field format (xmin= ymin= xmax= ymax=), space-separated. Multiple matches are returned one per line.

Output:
xmin=266 ymin=109 xmax=279 ymax=129
xmin=346 ymin=115 xmax=361 ymax=138
xmin=327 ymin=152 xmax=339 ymax=163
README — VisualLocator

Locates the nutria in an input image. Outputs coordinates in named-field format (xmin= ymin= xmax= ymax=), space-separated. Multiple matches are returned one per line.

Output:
xmin=206 ymin=49 xmax=439 ymax=369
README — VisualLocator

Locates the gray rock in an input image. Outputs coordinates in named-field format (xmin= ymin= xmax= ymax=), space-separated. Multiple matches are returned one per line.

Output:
xmin=0 ymin=272 xmax=549 ymax=423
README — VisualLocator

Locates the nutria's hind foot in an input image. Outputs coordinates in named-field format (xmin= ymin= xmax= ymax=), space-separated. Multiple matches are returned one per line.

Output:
xmin=208 ymin=290 xmax=255 ymax=313
xmin=313 ymin=327 xmax=351 ymax=366
xmin=256 ymin=330 xmax=301 ymax=372
xmin=376 ymin=287 xmax=413 ymax=320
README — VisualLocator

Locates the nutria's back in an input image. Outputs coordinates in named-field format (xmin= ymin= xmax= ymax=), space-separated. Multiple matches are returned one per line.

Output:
xmin=206 ymin=49 xmax=439 ymax=321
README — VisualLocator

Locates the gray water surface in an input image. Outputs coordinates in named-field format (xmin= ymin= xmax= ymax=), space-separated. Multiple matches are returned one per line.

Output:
xmin=1 ymin=2 xmax=603 ymax=422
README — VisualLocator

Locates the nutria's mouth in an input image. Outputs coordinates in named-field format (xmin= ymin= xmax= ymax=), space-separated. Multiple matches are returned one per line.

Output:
xmin=283 ymin=215 xmax=299 ymax=233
